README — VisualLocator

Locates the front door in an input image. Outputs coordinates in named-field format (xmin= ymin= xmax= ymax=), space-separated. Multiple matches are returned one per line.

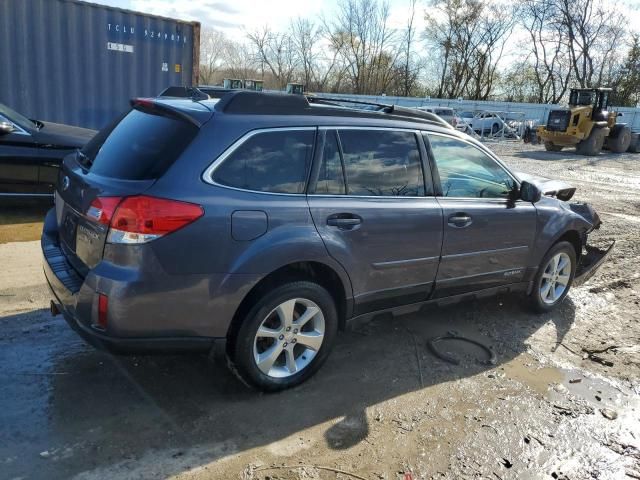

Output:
xmin=425 ymin=133 xmax=537 ymax=297
xmin=308 ymin=128 xmax=443 ymax=315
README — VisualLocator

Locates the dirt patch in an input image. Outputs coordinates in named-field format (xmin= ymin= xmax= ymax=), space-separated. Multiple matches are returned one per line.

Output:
xmin=0 ymin=199 xmax=50 ymax=243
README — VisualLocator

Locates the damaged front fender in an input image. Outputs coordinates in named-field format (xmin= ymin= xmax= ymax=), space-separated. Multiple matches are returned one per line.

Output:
xmin=568 ymin=202 xmax=602 ymax=232
xmin=574 ymin=241 xmax=615 ymax=287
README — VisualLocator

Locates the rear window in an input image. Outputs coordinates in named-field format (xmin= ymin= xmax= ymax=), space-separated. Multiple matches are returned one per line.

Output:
xmin=338 ymin=129 xmax=425 ymax=197
xmin=212 ymin=129 xmax=314 ymax=194
xmin=435 ymin=108 xmax=453 ymax=115
xmin=81 ymin=108 xmax=197 ymax=180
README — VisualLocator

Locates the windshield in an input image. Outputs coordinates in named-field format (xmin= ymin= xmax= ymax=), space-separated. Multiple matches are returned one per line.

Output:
xmin=0 ymin=103 xmax=38 ymax=130
xmin=570 ymin=90 xmax=595 ymax=106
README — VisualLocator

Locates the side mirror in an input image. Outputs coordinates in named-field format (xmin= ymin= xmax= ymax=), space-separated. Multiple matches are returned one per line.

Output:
xmin=0 ymin=122 xmax=14 ymax=136
xmin=520 ymin=181 xmax=542 ymax=203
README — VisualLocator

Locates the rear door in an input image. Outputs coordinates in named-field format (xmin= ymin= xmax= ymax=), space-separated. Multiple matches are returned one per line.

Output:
xmin=308 ymin=127 xmax=443 ymax=315
xmin=425 ymin=133 xmax=537 ymax=297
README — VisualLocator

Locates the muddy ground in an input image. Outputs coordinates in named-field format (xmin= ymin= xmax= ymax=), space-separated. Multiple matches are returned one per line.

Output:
xmin=1 ymin=142 xmax=639 ymax=480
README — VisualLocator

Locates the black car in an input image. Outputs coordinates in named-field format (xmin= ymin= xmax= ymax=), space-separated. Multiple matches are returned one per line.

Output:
xmin=0 ymin=103 xmax=95 ymax=197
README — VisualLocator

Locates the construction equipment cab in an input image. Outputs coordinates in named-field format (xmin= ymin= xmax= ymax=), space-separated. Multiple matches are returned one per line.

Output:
xmin=537 ymin=87 xmax=638 ymax=155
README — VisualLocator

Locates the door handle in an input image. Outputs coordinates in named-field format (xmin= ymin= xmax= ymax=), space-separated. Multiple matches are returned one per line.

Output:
xmin=447 ymin=213 xmax=472 ymax=228
xmin=327 ymin=214 xmax=362 ymax=229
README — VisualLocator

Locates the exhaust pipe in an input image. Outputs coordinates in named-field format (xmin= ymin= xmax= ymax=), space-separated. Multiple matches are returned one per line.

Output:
xmin=50 ymin=300 xmax=61 ymax=317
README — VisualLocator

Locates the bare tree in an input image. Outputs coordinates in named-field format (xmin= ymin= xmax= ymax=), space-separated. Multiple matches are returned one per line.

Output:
xmin=324 ymin=0 xmax=401 ymax=94
xmin=520 ymin=0 xmax=571 ymax=103
xmin=424 ymin=0 xmax=514 ymax=100
xmin=399 ymin=0 xmax=421 ymax=96
xmin=223 ymin=39 xmax=258 ymax=81
xmin=247 ymin=27 xmax=299 ymax=88
xmin=557 ymin=0 xmax=625 ymax=88
xmin=199 ymin=28 xmax=228 ymax=85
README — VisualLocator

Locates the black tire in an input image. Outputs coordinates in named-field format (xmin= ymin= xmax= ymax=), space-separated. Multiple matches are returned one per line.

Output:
xmin=628 ymin=134 xmax=640 ymax=153
xmin=544 ymin=141 xmax=563 ymax=152
xmin=491 ymin=123 xmax=499 ymax=134
xmin=227 ymin=281 xmax=338 ymax=392
xmin=528 ymin=241 xmax=577 ymax=313
xmin=576 ymin=127 xmax=606 ymax=156
xmin=609 ymin=125 xmax=632 ymax=153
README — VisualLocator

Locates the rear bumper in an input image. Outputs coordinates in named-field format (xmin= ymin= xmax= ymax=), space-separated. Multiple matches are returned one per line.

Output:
xmin=57 ymin=301 xmax=214 ymax=354
xmin=573 ymin=241 xmax=615 ymax=287
xmin=43 ymin=239 xmax=215 ymax=355
xmin=41 ymin=207 xmax=224 ymax=354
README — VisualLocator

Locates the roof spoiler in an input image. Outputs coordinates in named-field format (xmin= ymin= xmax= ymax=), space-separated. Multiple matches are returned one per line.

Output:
xmin=157 ymin=86 xmax=210 ymax=100
xmin=130 ymin=98 xmax=209 ymax=127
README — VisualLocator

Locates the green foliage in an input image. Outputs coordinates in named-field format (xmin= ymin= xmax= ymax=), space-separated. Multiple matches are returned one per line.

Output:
xmin=612 ymin=35 xmax=640 ymax=107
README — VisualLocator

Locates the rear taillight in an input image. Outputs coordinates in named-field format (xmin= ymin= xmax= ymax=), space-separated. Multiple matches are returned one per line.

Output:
xmin=107 ymin=196 xmax=203 ymax=244
xmin=87 ymin=197 xmax=122 ymax=225
xmin=86 ymin=195 xmax=203 ymax=244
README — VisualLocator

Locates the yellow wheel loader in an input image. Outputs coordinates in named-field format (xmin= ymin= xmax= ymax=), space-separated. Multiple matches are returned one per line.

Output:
xmin=537 ymin=88 xmax=639 ymax=155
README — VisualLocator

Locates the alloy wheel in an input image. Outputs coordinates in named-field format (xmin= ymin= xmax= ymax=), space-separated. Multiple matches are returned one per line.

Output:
xmin=540 ymin=252 xmax=572 ymax=304
xmin=253 ymin=298 xmax=325 ymax=378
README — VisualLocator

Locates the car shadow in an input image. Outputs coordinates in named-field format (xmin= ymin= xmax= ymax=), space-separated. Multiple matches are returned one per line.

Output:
xmin=0 ymin=293 xmax=576 ymax=479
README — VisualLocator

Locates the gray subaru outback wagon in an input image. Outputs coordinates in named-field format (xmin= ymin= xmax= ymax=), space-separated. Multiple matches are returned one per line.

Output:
xmin=42 ymin=91 xmax=613 ymax=391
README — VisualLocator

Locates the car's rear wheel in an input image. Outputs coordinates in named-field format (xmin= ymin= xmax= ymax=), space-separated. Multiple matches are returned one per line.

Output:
xmin=228 ymin=281 xmax=338 ymax=391
xmin=529 ymin=241 xmax=577 ymax=313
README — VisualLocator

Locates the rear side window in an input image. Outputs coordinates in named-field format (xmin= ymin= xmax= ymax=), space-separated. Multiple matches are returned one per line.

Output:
xmin=212 ymin=129 xmax=314 ymax=194
xmin=316 ymin=131 xmax=346 ymax=195
xmin=84 ymin=108 xmax=197 ymax=180
xmin=338 ymin=130 xmax=424 ymax=196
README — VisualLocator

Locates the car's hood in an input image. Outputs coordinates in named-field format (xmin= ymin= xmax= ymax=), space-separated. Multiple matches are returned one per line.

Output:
xmin=35 ymin=121 xmax=96 ymax=148
xmin=514 ymin=171 xmax=576 ymax=201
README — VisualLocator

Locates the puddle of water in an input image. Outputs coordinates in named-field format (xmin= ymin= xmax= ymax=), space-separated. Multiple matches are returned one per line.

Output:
xmin=501 ymin=355 xmax=563 ymax=395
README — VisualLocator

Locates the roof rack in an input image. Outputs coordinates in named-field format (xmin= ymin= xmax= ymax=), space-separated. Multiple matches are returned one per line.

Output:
xmin=212 ymin=91 xmax=454 ymax=129
xmin=307 ymin=96 xmax=454 ymax=129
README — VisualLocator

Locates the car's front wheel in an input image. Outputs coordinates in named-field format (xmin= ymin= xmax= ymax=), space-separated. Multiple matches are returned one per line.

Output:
xmin=529 ymin=241 xmax=577 ymax=312
xmin=228 ymin=281 xmax=338 ymax=391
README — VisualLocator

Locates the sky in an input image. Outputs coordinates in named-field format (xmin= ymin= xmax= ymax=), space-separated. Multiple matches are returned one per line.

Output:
xmin=90 ymin=0 xmax=425 ymax=41
xmin=92 ymin=0 xmax=640 ymax=70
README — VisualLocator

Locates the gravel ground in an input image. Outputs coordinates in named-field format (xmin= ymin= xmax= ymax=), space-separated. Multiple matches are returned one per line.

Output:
xmin=0 ymin=142 xmax=639 ymax=480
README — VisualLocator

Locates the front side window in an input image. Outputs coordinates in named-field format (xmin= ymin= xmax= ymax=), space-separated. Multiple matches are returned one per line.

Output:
xmin=338 ymin=129 xmax=424 ymax=197
xmin=426 ymin=134 xmax=517 ymax=199
xmin=212 ymin=129 xmax=314 ymax=194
